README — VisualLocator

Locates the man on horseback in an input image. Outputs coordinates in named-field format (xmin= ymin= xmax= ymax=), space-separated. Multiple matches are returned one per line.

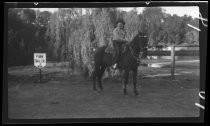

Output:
xmin=112 ymin=19 xmax=128 ymax=69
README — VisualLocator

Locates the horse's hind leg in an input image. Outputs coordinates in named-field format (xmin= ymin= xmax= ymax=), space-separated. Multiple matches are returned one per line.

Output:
xmin=93 ymin=63 xmax=101 ymax=91
xmin=92 ymin=70 xmax=97 ymax=91
xmin=123 ymin=70 xmax=129 ymax=95
xmin=132 ymin=68 xmax=139 ymax=96
xmin=97 ymin=65 xmax=106 ymax=91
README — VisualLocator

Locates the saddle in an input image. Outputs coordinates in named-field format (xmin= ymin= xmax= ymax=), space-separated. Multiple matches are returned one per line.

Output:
xmin=105 ymin=40 xmax=127 ymax=55
xmin=105 ymin=42 xmax=115 ymax=54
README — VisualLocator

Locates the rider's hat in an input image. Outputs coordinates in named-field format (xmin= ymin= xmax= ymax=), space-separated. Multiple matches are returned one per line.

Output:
xmin=116 ymin=19 xmax=125 ymax=25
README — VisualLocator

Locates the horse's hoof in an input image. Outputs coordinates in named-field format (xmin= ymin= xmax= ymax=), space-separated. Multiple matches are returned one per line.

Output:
xmin=93 ymin=88 xmax=97 ymax=92
xmin=100 ymin=88 xmax=103 ymax=91
xmin=134 ymin=90 xmax=139 ymax=96
xmin=123 ymin=90 xmax=128 ymax=95
xmin=99 ymin=86 xmax=103 ymax=91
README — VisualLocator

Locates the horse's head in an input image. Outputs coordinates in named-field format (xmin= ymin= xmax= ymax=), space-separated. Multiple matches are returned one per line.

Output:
xmin=132 ymin=30 xmax=148 ymax=51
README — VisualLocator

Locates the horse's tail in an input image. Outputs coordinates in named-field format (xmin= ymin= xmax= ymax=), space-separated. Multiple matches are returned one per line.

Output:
xmin=92 ymin=70 xmax=96 ymax=81
xmin=93 ymin=46 xmax=106 ymax=66
xmin=92 ymin=45 xmax=107 ymax=77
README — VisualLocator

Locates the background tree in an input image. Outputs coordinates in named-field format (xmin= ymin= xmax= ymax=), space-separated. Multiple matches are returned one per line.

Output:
xmin=8 ymin=8 xmax=48 ymax=66
xmin=123 ymin=9 xmax=142 ymax=41
xmin=141 ymin=7 xmax=164 ymax=47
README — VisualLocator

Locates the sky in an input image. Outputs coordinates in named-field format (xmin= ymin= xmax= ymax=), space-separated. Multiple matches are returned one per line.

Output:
xmin=31 ymin=6 xmax=199 ymax=18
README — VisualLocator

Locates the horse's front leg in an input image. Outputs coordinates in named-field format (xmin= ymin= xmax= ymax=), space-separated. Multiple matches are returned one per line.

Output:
xmin=132 ymin=68 xmax=139 ymax=96
xmin=97 ymin=65 xmax=106 ymax=91
xmin=123 ymin=70 xmax=129 ymax=95
xmin=93 ymin=65 xmax=100 ymax=91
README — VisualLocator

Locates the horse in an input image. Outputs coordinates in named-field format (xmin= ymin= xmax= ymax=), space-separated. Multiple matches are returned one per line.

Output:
xmin=92 ymin=31 xmax=148 ymax=95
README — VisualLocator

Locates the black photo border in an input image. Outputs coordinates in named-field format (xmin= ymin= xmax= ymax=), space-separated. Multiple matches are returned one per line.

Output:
xmin=3 ymin=1 xmax=208 ymax=124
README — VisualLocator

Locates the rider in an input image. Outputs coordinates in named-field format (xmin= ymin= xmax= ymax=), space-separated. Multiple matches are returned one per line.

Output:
xmin=112 ymin=19 xmax=128 ymax=69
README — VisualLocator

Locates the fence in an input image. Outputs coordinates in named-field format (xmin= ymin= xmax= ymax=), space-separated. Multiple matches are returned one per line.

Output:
xmin=146 ymin=44 xmax=199 ymax=79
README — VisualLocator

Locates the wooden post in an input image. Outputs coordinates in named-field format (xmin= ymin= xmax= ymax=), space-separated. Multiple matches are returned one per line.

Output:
xmin=171 ymin=44 xmax=175 ymax=79
xmin=39 ymin=68 xmax=42 ymax=82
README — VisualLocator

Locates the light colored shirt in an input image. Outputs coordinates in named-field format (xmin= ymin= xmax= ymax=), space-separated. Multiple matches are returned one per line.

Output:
xmin=113 ymin=27 xmax=126 ymax=42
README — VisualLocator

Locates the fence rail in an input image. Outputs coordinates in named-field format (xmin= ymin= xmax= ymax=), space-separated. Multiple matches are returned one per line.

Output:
xmin=147 ymin=50 xmax=199 ymax=56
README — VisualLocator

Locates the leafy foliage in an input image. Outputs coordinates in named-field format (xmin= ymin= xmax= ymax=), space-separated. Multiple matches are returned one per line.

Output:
xmin=8 ymin=8 xmax=51 ymax=66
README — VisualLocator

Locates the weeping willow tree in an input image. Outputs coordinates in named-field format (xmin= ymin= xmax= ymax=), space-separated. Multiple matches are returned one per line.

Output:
xmin=91 ymin=8 xmax=117 ymax=47
xmin=46 ymin=8 xmax=94 ymax=76
xmin=45 ymin=8 xmax=143 ymax=77
xmin=46 ymin=8 xmax=80 ymax=65
xmin=80 ymin=16 xmax=93 ymax=76
xmin=123 ymin=9 xmax=142 ymax=41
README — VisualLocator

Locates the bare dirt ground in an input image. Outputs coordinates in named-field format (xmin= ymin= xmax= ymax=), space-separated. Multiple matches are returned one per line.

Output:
xmin=7 ymin=60 xmax=200 ymax=119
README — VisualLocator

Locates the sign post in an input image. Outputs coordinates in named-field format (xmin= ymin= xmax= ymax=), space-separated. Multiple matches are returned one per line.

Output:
xmin=34 ymin=53 xmax=46 ymax=83
xmin=39 ymin=68 xmax=42 ymax=82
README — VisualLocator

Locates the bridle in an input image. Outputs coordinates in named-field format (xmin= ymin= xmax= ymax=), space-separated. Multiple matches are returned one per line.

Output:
xmin=129 ymin=35 xmax=147 ymax=62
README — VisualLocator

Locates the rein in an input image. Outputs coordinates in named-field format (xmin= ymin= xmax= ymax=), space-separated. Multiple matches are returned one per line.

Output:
xmin=128 ymin=45 xmax=141 ymax=62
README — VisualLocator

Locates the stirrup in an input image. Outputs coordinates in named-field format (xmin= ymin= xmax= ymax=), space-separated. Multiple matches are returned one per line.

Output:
xmin=111 ymin=63 xmax=117 ymax=69
xmin=113 ymin=64 xmax=117 ymax=68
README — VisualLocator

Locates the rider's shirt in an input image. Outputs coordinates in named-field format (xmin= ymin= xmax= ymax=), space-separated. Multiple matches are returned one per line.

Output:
xmin=113 ymin=27 xmax=126 ymax=42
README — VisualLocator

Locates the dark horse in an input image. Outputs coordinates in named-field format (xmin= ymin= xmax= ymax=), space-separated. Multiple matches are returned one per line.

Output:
xmin=92 ymin=31 xmax=148 ymax=95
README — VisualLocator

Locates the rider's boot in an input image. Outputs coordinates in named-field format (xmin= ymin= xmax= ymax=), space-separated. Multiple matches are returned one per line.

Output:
xmin=112 ymin=53 xmax=119 ymax=69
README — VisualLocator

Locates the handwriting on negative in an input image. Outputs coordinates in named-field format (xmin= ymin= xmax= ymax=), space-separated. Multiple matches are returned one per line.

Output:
xmin=195 ymin=91 xmax=205 ymax=110
xmin=187 ymin=10 xmax=208 ymax=32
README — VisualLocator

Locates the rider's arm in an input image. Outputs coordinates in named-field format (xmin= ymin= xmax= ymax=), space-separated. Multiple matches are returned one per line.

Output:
xmin=113 ymin=29 xmax=125 ymax=42
xmin=113 ymin=29 xmax=120 ymax=41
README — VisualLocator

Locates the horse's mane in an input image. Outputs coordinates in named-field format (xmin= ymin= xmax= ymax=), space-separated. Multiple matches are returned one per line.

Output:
xmin=129 ymin=33 xmax=139 ymax=46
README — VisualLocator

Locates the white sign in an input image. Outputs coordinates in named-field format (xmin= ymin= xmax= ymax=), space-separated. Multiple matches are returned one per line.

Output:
xmin=34 ymin=53 xmax=46 ymax=68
